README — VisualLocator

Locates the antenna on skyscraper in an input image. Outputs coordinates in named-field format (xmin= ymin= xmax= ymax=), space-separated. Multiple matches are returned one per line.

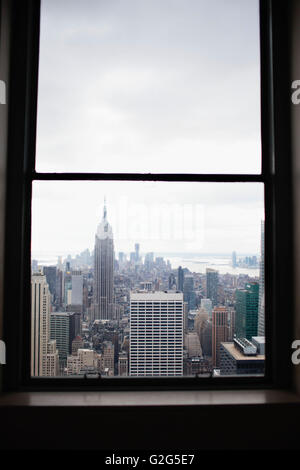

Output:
xmin=103 ymin=196 xmax=107 ymax=219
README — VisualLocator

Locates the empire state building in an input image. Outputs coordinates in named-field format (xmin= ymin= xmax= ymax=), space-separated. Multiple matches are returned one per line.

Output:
xmin=93 ymin=201 xmax=115 ymax=320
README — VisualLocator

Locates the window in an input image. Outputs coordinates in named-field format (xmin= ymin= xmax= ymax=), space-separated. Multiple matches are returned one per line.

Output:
xmin=2 ymin=0 xmax=293 ymax=391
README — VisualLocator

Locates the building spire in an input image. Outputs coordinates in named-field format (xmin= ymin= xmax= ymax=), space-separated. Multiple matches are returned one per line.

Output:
xmin=103 ymin=197 xmax=107 ymax=220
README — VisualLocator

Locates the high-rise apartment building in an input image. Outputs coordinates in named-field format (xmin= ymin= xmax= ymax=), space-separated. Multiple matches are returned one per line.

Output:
xmin=235 ymin=282 xmax=259 ymax=340
xmin=258 ymin=220 xmax=265 ymax=336
xmin=93 ymin=201 xmax=115 ymax=320
xmin=31 ymin=274 xmax=59 ymax=376
xmin=206 ymin=268 xmax=219 ymax=307
xmin=130 ymin=292 xmax=184 ymax=376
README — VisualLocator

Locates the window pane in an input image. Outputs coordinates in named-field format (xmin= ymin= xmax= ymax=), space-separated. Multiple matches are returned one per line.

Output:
xmin=31 ymin=181 xmax=265 ymax=377
xmin=36 ymin=0 xmax=261 ymax=174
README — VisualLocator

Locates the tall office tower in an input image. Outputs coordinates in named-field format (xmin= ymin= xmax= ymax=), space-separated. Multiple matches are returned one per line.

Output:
xmin=212 ymin=306 xmax=231 ymax=368
xmin=200 ymin=319 xmax=212 ymax=358
xmin=177 ymin=266 xmax=184 ymax=292
xmin=206 ymin=268 xmax=219 ymax=307
xmin=93 ymin=201 xmax=115 ymax=320
xmin=144 ymin=252 xmax=154 ymax=270
xmin=118 ymin=252 xmax=125 ymax=264
xmin=31 ymin=259 xmax=38 ymax=274
xmin=135 ymin=243 xmax=140 ymax=262
xmin=232 ymin=251 xmax=237 ymax=268
xmin=69 ymin=312 xmax=82 ymax=351
xmin=235 ymin=282 xmax=259 ymax=340
xmin=31 ymin=274 xmax=59 ymax=376
xmin=50 ymin=312 xmax=71 ymax=364
xmin=227 ymin=307 xmax=236 ymax=341
xmin=64 ymin=270 xmax=72 ymax=305
xmin=43 ymin=266 xmax=57 ymax=303
xmin=130 ymin=292 xmax=184 ymax=377
xmin=183 ymin=275 xmax=196 ymax=311
xmin=168 ymin=273 xmax=176 ymax=290
xmin=55 ymin=269 xmax=63 ymax=308
xmin=201 ymin=298 xmax=212 ymax=318
xmin=194 ymin=307 xmax=209 ymax=340
xmin=258 ymin=220 xmax=265 ymax=336
xmin=183 ymin=301 xmax=189 ymax=332
xmin=71 ymin=271 xmax=83 ymax=306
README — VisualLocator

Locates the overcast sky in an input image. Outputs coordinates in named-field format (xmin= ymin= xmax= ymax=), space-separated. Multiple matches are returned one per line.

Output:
xmin=33 ymin=0 xmax=263 ymax=258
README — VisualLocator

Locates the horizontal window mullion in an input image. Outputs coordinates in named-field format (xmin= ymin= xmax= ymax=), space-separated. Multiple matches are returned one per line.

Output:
xmin=31 ymin=171 xmax=265 ymax=183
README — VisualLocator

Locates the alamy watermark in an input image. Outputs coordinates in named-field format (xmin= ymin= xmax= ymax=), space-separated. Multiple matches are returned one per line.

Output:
xmin=291 ymin=80 xmax=300 ymax=105
xmin=107 ymin=197 xmax=205 ymax=248
xmin=0 ymin=340 xmax=5 ymax=365
xmin=0 ymin=80 xmax=6 ymax=105
xmin=291 ymin=340 xmax=300 ymax=365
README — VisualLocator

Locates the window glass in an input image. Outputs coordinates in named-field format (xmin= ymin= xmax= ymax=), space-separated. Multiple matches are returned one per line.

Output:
xmin=36 ymin=0 xmax=261 ymax=173
xmin=31 ymin=181 xmax=265 ymax=377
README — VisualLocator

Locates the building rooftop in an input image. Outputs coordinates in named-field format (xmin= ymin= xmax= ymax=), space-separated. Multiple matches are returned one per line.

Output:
xmin=221 ymin=342 xmax=265 ymax=361
xmin=251 ymin=336 xmax=265 ymax=344
xmin=130 ymin=292 xmax=183 ymax=301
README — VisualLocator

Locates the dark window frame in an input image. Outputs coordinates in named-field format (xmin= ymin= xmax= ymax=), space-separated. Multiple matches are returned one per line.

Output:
xmin=2 ymin=0 xmax=293 ymax=391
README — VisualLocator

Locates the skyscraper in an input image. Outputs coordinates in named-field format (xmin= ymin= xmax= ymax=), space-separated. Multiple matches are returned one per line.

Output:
xmin=212 ymin=306 xmax=231 ymax=368
xmin=177 ymin=266 xmax=184 ymax=292
xmin=93 ymin=201 xmax=115 ymax=320
xmin=43 ymin=266 xmax=57 ymax=302
xmin=130 ymin=292 xmax=184 ymax=376
xmin=50 ymin=312 xmax=71 ymax=364
xmin=235 ymin=282 xmax=259 ymax=340
xmin=71 ymin=271 xmax=83 ymax=306
xmin=31 ymin=274 xmax=59 ymax=376
xmin=206 ymin=268 xmax=219 ymax=307
xmin=258 ymin=220 xmax=265 ymax=336
xmin=183 ymin=274 xmax=196 ymax=311
xmin=135 ymin=243 xmax=140 ymax=262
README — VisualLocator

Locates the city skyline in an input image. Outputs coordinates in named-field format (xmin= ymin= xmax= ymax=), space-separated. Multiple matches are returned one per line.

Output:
xmin=31 ymin=197 xmax=264 ymax=379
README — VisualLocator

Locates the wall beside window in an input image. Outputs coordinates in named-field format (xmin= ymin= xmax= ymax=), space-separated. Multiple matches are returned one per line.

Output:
xmin=291 ymin=0 xmax=300 ymax=395
xmin=0 ymin=0 xmax=11 ymax=392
